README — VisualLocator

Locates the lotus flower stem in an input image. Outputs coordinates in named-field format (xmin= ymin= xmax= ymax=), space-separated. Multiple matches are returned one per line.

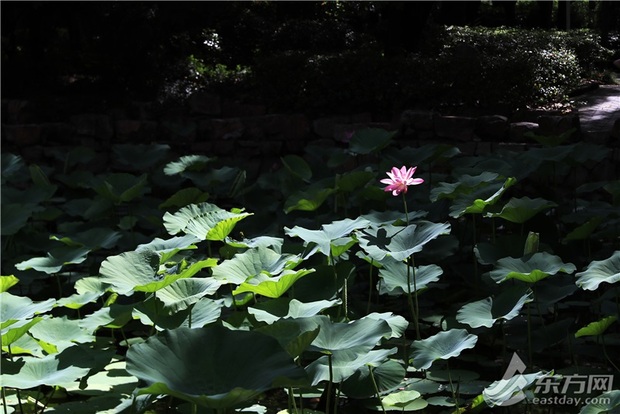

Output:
xmin=1 ymin=388 xmax=8 ymax=414
xmin=367 ymin=260 xmax=374 ymax=314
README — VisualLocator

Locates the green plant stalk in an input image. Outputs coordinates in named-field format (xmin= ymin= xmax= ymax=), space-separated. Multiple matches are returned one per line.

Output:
xmin=527 ymin=303 xmax=533 ymax=368
xmin=6 ymin=344 xmax=25 ymax=414
xmin=405 ymin=260 xmax=420 ymax=341
xmin=38 ymin=386 xmax=57 ymax=414
xmin=369 ymin=365 xmax=386 ymax=414
xmin=288 ymin=387 xmax=298 ymax=413
xmin=326 ymin=353 xmax=334 ymax=414
xmin=446 ymin=360 xmax=460 ymax=411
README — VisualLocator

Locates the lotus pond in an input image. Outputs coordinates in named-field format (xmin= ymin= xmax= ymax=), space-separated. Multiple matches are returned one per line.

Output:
xmin=1 ymin=128 xmax=619 ymax=414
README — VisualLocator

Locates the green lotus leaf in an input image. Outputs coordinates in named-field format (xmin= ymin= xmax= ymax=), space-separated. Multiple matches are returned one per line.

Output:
xmin=233 ymin=268 xmax=315 ymax=298
xmin=449 ymin=176 xmax=517 ymax=218
xmin=136 ymin=235 xmax=201 ymax=263
xmin=1 ymin=203 xmax=40 ymax=235
xmin=357 ymin=221 xmax=451 ymax=262
xmin=257 ymin=316 xmax=323 ymax=357
xmin=213 ymin=247 xmax=299 ymax=285
xmin=56 ymin=292 xmax=103 ymax=309
xmin=0 ymin=275 xmax=19 ymax=292
xmin=348 ymin=128 xmax=394 ymax=155
xmin=74 ymin=277 xmax=111 ymax=296
xmin=1 ymin=317 xmax=44 ymax=347
xmin=64 ymin=359 xmax=138 ymax=396
xmin=126 ymin=325 xmax=307 ymax=409
xmin=50 ymin=227 xmax=122 ymax=250
xmin=306 ymin=347 xmax=397 ymax=385
xmin=0 ymin=354 xmax=90 ymax=389
xmin=28 ymin=316 xmax=95 ymax=352
xmin=336 ymin=170 xmax=375 ymax=192
xmin=576 ymin=251 xmax=620 ymax=291
xmin=163 ymin=202 xmax=252 ymax=240
xmin=0 ymin=292 xmax=55 ymax=325
xmin=285 ymin=217 xmax=370 ymax=256
xmin=410 ymin=329 xmax=478 ymax=370
xmin=579 ymin=390 xmax=620 ymax=414
xmin=159 ymin=187 xmax=211 ymax=209
xmin=340 ymin=359 xmax=407 ymax=399
xmin=3 ymin=329 xmax=44 ymax=356
xmin=164 ymin=155 xmax=213 ymax=175
xmin=284 ymin=187 xmax=335 ymax=214
xmin=98 ymin=250 xmax=159 ymax=295
xmin=155 ymin=278 xmax=222 ymax=313
xmin=249 ymin=298 xmax=341 ymax=324
xmin=575 ymin=316 xmax=617 ymax=338
xmin=482 ymin=371 xmax=547 ymax=407
xmin=134 ymin=297 xmax=223 ymax=331
xmin=430 ymin=172 xmax=500 ymax=202
xmin=490 ymin=252 xmax=576 ymax=284
xmin=78 ymin=304 xmax=134 ymax=332
xmin=112 ymin=143 xmax=170 ymax=171
xmin=225 ymin=236 xmax=284 ymax=251
xmin=310 ymin=316 xmax=392 ymax=353
xmin=378 ymin=258 xmax=443 ymax=295
xmin=93 ymin=173 xmax=149 ymax=203
xmin=563 ymin=216 xmax=604 ymax=243
xmin=486 ymin=197 xmax=557 ymax=224
xmin=282 ymin=154 xmax=312 ymax=182
xmin=364 ymin=312 xmax=409 ymax=339
xmin=15 ymin=246 xmax=90 ymax=274
xmin=382 ymin=390 xmax=422 ymax=408
xmin=456 ymin=287 xmax=533 ymax=328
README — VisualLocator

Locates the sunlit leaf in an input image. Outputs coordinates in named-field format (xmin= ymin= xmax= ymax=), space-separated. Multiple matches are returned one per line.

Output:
xmin=456 ymin=287 xmax=533 ymax=328
xmin=575 ymin=251 xmax=620 ymax=291
xmin=249 ymin=298 xmax=341 ymax=324
xmin=575 ymin=316 xmax=617 ymax=338
xmin=306 ymin=347 xmax=397 ymax=385
xmin=487 ymin=197 xmax=557 ymax=223
xmin=0 ymin=275 xmax=19 ymax=292
xmin=15 ymin=246 xmax=90 ymax=274
xmin=410 ymin=329 xmax=478 ymax=370
xmin=378 ymin=258 xmax=443 ymax=295
xmin=0 ymin=292 xmax=55 ymax=325
xmin=156 ymin=278 xmax=222 ymax=313
xmin=357 ymin=221 xmax=451 ymax=262
xmin=233 ymin=268 xmax=315 ymax=298
xmin=490 ymin=252 xmax=576 ymax=284
xmin=163 ymin=155 xmax=213 ymax=175
xmin=212 ymin=247 xmax=299 ymax=285
xmin=284 ymin=187 xmax=335 ymax=213
xmin=163 ymin=202 xmax=252 ymax=240
xmin=285 ymin=217 xmax=370 ymax=256
xmin=0 ymin=354 xmax=90 ymax=389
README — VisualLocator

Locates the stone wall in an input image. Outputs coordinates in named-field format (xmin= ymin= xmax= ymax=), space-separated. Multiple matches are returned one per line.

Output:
xmin=1 ymin=92 xmax=584 ymax=172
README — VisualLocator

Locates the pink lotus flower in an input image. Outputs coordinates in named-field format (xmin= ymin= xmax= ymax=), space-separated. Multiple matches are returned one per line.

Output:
xmin=380 ymin=166 xmax=424 ymax=196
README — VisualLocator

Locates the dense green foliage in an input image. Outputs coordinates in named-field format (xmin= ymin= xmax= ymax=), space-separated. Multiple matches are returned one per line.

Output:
xmin=2 ymin=128 xmax=619 ymax=413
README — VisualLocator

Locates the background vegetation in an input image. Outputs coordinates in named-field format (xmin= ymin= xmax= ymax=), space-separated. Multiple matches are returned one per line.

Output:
xmin=2 ymin=1 xmax=619 ymax=116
